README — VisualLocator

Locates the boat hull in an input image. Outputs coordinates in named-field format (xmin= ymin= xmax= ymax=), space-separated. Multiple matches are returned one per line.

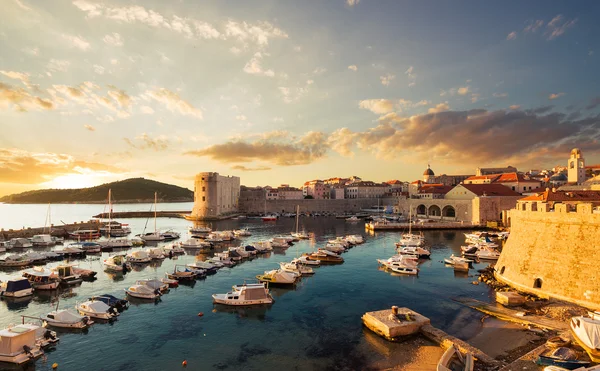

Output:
xmin=212 ymin=295 xmax=273 ymax=306
xmin=43 ymin=319 xmax=90 ymax=329
xmin=571 ymin=328 xmax=600 ymax=363
xmin=0 ymin=348 xmax=44 ymax=365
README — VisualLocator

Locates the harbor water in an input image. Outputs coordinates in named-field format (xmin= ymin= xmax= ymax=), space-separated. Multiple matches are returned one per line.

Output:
xmin=0 ymin=203 xmax=495 ymax=370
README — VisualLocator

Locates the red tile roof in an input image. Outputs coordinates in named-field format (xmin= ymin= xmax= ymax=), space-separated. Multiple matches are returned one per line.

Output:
xmin=418 ymin=185 xmax=452 ymax=194
xmin=519 ymin=190 xmax=600 ymax=203
xmin=494 ymin=172 xmax=539 ymax=183
xmin=465 ymin=174 xmax=499 ymax=181
xmin=386 ymin=179 xmax=404 ymax=184
xmin=459 ymin=183 xmax=522 ymax=197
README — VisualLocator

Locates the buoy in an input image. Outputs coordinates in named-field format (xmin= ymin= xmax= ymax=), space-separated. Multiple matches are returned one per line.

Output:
xmin=182 ymin=360 xmax=187 ymax=367
xmin=212 ymin=309 xmax=217 ymax=313
xmin=197 ymin=312 xmax=204 ymax=317
xmin=52 ymin=363 xmax=58 ymax=369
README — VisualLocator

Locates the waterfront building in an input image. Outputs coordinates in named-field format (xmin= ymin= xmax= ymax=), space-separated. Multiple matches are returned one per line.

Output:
xmin=476 ymin=166 xmax=518 ymax=176
xmin=464 ymin=172 xmax=541 ymax=193
xmin=385 ymin=180 xmax=408 ymax=192
xmin=329 ymin=187 xmax=345 ymax=199
xmin=414 ymin=184 xmax=452 ymax=199
xmin=266 ymin=188 xmax=279 ymax=200
xmin=189 ymin=172 xmax=240 ymax=220
xmin=302 ymin=180 xmax=330 ymax=199
xmin=276 ymin=185 xmax=304 ymax=200
xmin=344 ymin=181 xmax=387 ymax=199
xmin=568 ymin=148 xmax=586 ymax=184
xmin=421 ymin=165 xmax=471 ymax=186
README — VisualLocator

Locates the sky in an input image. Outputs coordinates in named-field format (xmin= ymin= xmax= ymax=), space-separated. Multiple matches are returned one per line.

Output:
xmin=1 ymin=0 xmax=599 ymax=196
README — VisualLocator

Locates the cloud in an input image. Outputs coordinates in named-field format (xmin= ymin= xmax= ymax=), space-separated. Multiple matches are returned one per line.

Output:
xmin=0 ymin=82 xmax=54 ymax=112
xmin=102 ymin=32 xmax=123 ymax=46
xmin=405 ymin=66 xmax=416 ymax=87
xmin=359 ymin=99 xmax=395 ymax=115
xmin=84 ymin=124 xmax=95 ymax=131
xmin=93 ymin=64 xmax=105 ymax=74
xmin=242 ymin=52 xmax=275 ymax=77
xmin=380 ymin=73 xmax=395 ymax=86
xmin=313 ymin=67 xmax=327 ymax=75
xmin=506 ymin=31 xmax=517 ymax=40
xmin=61 ymin=33 xmax=91 ymax=51
xmin=546 ymin=15 xmax=577 ymax=40
xmin=428 ymin=102 xmax=450 ymax=113
xmin=509 ymin=105 xmax=521 ymax=110
xmin=224 ymin=20 xmax=288 ymax=46
xmin=327 ymin=107 xmax=600 ymax=166
xmin=0 ymin=70 xmax=29 ymax=84
xmin=185 ymin=131 xmax=327 ymax=166
xmin=231 ymin=165 xmax=271 ymax=171
xmin=348 ymin=65 xmax=358 ymax=71
xmin=235 ymin=115 xmax=247 ymax=121
xmin=524 ymin=20 xmax=544 ymax=33
xmin=143 ymin=88 xmax=202 ymax=119
xmin=346 ymin=0 xmax=360 ymax=7
xmin=140 ymin=105 xmax=154 ymax=114
xmin=549 ymin=92 xmax=565 ymax=100
xmin=493 ymin=92 xmax=508 ymax=98
xmin=278 ymin=81 xmax=312 ymax=103
xmin=47 ymin=59 xmax=71 ymax=72
xmin=14 ymin=0 xmax=31 ymax=10
xmin=457 ymin=86 xmax=470 ymax=95
xmin=0 ymin=148 xmax=121 ymax=185
xmin=586 ymin=97 xmax=600 ymax=111
xmin=124 ymin=133 xmax=169 ymax=151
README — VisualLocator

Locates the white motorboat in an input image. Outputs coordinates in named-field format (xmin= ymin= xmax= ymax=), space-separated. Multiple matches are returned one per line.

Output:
xmin=234 ymin=228 xmax=252 ymax=237
xmin=148 ymin=248 xmax=166 ymax=260
xmin=127 ymin=250 xmax=152 ymax=264
xmin=444 ymin=255 xmax=474 ymax=265
xmin=390 ymin=264 xmax=419 ymax=275
xmin=179 ymin=238 xmax=212 ymax=250
xmin=292 ymin=256 xmax=321 ymax=266
xmin=256 ymin=269 xmax=297 ymax=286
xmin=270 ymin=237 xmax=290 ymax=248
xmin=571 ymin=316 xmax=600 ymax=362
xmin=280 ymin=261 xmax=314 ymax=276
xmin=140 ymin=232 xmax=165 ymax=242
xmin=9 ymin=238 xmax=32 ymax=248
xmin=397 ymin=245 xmax=431 ymax=259
xmin=212 ymin=283 xmax=273 ymax=306
xmin=189 ymin=226 xmax=212 ymax=234
xmin=103 ymin=255 xmax=131 ymax=272
xmin=345 ymin=235 xmax=364 ymax=244
xmin=252 ymin=241 xmax=273 ymax=252
xmin=437 ymin=344 xmax=474 ymax=371
xmin=188 ymin=261 xmax=219 ymax=273
xmin=136 ymin=279 xmax=169 ymax=293
xmin=41 ymin=309 xmax=93 ymax=329
xmin=476 ymin=247 xmax=501 ymax=260
xmin=98 ymin=238 xmax=133 ymax=249
xmin=161 ymin=230 xmax=180 ymax=241
xmin=22 ymin=267 xmax=60 ymax=290
xmin=31 ymin=234 xmax=55 ymax=247
xmin=125 ymin=284 xmax=161 ymax=299
xmin=0 ymin=325 xmax=44 ymax=364
xmin=0 ymin=255 xmax=32 ymax=268
xmin=0 ymin=279 xmax=33 ymax=298
xmin=207 ymin=256 xmax=234 ymax=267
xmin=346 ymin=216 xmax=360 ymax=222
xmin=325 ymin=243 xmax=346 ymax=254
xmin=163 ymin=244 xmax=185 ymax=254
xmin=205 ymin=233 xmax=224 ymax=243
xmin=76 ymin=299 xmax=119 ymax=320
xmin=51 ymin=265 xmax=83 ymax=285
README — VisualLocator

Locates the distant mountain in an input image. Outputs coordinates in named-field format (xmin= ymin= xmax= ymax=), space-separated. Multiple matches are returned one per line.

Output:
xmin=0 ymin=178 xmax=193 ymax=204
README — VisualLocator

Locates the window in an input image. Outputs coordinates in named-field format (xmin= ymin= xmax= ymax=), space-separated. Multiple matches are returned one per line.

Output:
xmin=533 ymin=278 xmax=542 ymax=289
xmin=202 ymin=187 xmax=205 ymax=192
xmin=512 ymin=186 xmax=515 ymax=191
xmin=202 ymin=196 xmax=205 ymax=202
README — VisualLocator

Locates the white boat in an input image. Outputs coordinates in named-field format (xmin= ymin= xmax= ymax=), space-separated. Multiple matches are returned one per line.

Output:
xmin=291 ymin=205 xmax=310 ymax=239
xmin=0 ymin=325 xmax=44 ymax=364
xmin=179 ymin=238 xmax=212 ymax=249
xmin=9 ymin=238 xmax=32 ymax=248
xmin=280 ymin=261 xmax=314 ymax=276
xmin=229 ymin=247 xmax=250 ymax=258
xmin=0 ymin=255 xmax=32 ymax=268
xmin=31 ymin=234 xmax=55 ymax=247
xmin=571 ymin=316 xmax=600 ymax=362
xmin=20 ymin=252 xmax=47 ymax=264
xmin=444 ymin=255 xmax=474 ymax=265
xmin=212 ymin=283 xmax=273 ymax=306
xmin=215 ymin=231 xmax=235 ymax=241
xmin=51 ymin=265 xmax=82 ymax=285
xmin=140 ymin=192 xmax=164 ymax=241
xmin=41 ymin=309 xmax=93 ymax=329
xmin=161 ymin=230 xmax=180 ymax=241
xmin=205 ymin=233 xmax=223 ymax=243
xmin=292 ymin=256 xmax=320 ymax=266
xmin=98 ymin=238 xmax=133 ymax=249
xmin=397 ymin=245 xmax=431 ymax=258
xmin=148 ymin=248 xmax=166 ymax=260
xmin=136 ymin=279 xmax=169 ymax=293
xmin=234 ymin=228 xmax=252 ymax=237
xmin=125 ymin=284 xmax=161 ymax=299
xmin=0 ymin=279 xmax=33 ymax=297
xmin=189 ymin=226 xmax=211 ymax=234
xmin=345 ymin=235 xmax=364 ymax=244
xmin=163 ymin=244 xmax=185 ymax=254
xmin=437 ymin=344 xmax=474 ymax=371
xmin=127 ymin=250 xmax=152 ymax=264
xmin=76 ymin=299 xmax=119 ymax=320
xmin=22 ymin=267 xmax=60 ymax=290
xmin=390 ymin=264 xmax=419 ymax=275
xmin=256 ymin=269 xmax=297 ymax=285
xmin=207 ymin=255 xmax=234 ymax=267
xmin=346 ymin=216 xmax=360 ymax=222
xmin=252 ymin=241 xmax=273 ymax=252
xmin=476 ymin=247 xmax=501 ymax=260
xmin=103 ymin=255 xmax=131 ymax=272
xmin=270 ymin=237 xmax=290 ymax=248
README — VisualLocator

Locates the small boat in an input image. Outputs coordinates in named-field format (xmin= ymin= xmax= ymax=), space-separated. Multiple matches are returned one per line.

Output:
xmin=0 ymin=324 xmax=44 ymax=364
xmin=234 ymin=228 xmax=252 ymax=237
xmin=0 ymin=279 xmax=34 ymax=297
xmin=188 ymin=261 xmax=219 ymax=274
xmin=252 ymin=241 xmax=273 ymax=252
xmin=41 ymin=309 xmax=93 ymax=329
xmin=160 ymin=277 xmax=179 ymax=288
xmin=51 ymin=265 xmax=83 ymax=285
xmin=205 ymin=233 xmax=223 ymax=243
xmin=437 ymin=344 xmax=474 ymax=371
xmin=212 ymin=283 xmax=273 ymax=306
xmin=345 ymin=235 xmax=364 ymax=244
xmin=41 ymin=251 xmax=63 ymax=261
xmin=9 ymin=238 xmax=33 ymax=248
xmin=163 ymin=244 xmax=185 ymax=254
xmin=161 ymin=230 xmax=180 ymax=241
xmin=303 ymin=249 xmax=344 ymax=264
xmin=98 ymin=238 xmax=133 ymax=249
xmin=56 ymin=246 xmax=86 ymax=258
xmin=90 ymin=294 xmax=129 ymax=311
xmin=166 ymin=266 xmax=196 ymax=281
xmin=68 ymin=229 xmax=101 ymax=240
xmin=76 ymin=299 xmax=119 ymax=320
xmin=325 ymin=243 xmax=346 ymax=254
xmin=444 ymin=255 xmax=474 ymax=265
xmin=270 ymin=237 xmax=290 ymax=248
xmin=126 ymin=250 xmax=152 ymax=264
xmin=280 ymin=261 xmax=314 ymax=276
xmin=131 ymin=237 xmax=145 ymax=246
xmin=31 ymin=234 xmax=55 ymax=247
xmin=148 ymin=248 xmax=166 ymax=260
xmin=189 ymin=226 xmax=211 ymax=234
xmin=20 ymin=252 xmax=47 ymax=264
xmin=103 ymin=255 xmax=131 ymax=272
xmin=262 ymin=215 xmax=277 ymax=222
xmin=476 ymin=247 xmax=501 ymax=260
xmin=256 ymin=269 xmax=297 ymax=286
xmin=571 ymin=316 xmax=600 ymax=362
xmin=292 ymin=256 xmax=320 ymax=266
xmin=291 ymin=231 xmax=309 ymax=239
xmin=179 ymin=238 xmax=212 ymax=250
xmin=346 ymin=216 xmax=360 ymax=222
xmin=71 ymin=266 xmax=97 ymax=280
xmin=22 ymin=267 xmax=61 ymax=290
xmin=139 ymin=232 xmax=165 ymax=242
xmin=136 ymin=279 xmax=169 ymax=293
xmin=0 ymin=255 xmax=32 ymax=268
xmin=125 ymin=284 xmax=161 ymax=300
xmin=390 ymin=264 xmax=419 ymax=275
xmin=536 ymin=347 xmax=591 ymax=369
xmin=397 ymin=246 xmax=431 ymax=259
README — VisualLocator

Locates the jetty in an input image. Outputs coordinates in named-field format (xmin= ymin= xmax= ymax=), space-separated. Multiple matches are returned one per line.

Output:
xmin=1 ymin=221 xmax=101 ymax=240
xmin=93 ymin=211 xmax=191 ymax=219
xmin=365 ymin=221 xmax=485 ymax=231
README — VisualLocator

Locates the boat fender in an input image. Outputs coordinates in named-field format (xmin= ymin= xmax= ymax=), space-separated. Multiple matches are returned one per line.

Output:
xmin=52 ymin=363 xmax=59 ymax=369
xmin=23 ymin=345 xmax=33 ymax=357
xmin=197 ymin=312 xmax=204 ymax=317
xmin=182 ymin=360 xmax=187 ymax=367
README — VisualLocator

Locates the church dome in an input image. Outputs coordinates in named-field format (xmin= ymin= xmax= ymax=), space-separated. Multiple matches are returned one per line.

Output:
xmin=423 ymin=165 xmax=435 ymax=176
xmin=550 ymin=173 xmax=567 ymax=181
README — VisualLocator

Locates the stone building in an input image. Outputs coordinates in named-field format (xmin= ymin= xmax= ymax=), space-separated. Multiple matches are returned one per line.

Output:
xmin=303 ymin=180 xmax=330 ymax=199
xmin=568 ymin=148 xmax=586 ymax=184
xmin=476 ymin=166 xmax=517 ymax=176
xmin=464 ymin=172 xmax=541 ymax=193
xmin=189 ymin=172 xmax=240 ymax=220
xmin=421 ymin=165 xmax=471 ymax=186
xmin=496 ymin=195 xmax=600 ymax=310
xmin=276 ymin=185 xmax=303 ymax=200
xmin=345 ymin=181 xmax=387 ymax=199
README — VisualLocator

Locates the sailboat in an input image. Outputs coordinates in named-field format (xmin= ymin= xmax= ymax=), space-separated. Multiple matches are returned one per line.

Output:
xmin=140 ymin=192 xmax=164 ymax=241
xmin=262 ymin=199 xmax=277 ymax=222
xmin=32 ymin=204 xmax=55 ymax=247
xmin=291 ymin=205 xmax=309 ymax=239
xmin=98 ymin=189 xmax=133 ymax=249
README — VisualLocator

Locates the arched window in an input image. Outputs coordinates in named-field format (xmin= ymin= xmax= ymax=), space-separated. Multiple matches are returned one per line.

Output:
xmin=442 ymin=205 xmax=456 ymax=218
xmin=416 ymin=204 xmax=426 ymax=215
xmin=534 ymin=278 xmax=543 ymax=289
xmin=428 ymin=205 xmax=441 ymax=216
xmin=570 ymin=161 xmax=575 ymax=169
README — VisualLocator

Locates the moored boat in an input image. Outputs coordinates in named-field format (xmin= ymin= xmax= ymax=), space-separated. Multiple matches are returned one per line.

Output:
xmin=0 ymin=279 xmax=34 ymax=297
xmin=0 ymin=324 xmax=44 ymax=364
xmin=22 ymin=267 xmax=60 ymax=290
xmin=571 ymin=316 xmax=600 ymax=362
xmin=125 ymin=284 xmax=161 ymax=300
xmin=212 ymin=283 xmax=273 ymax=306
xmin=303 ymin=249 xmax=344 ymax=264
xmin=536 ymin=346 xmax=591 ymax=369
xmin=103 ymin=255 xmax=131 ymax=272
xmin=41 ymin=309 xmax=93 ymax=329
xmin=437 ymin=344 xmax=474 ymax=371
xmin=31 ymin=234 xmax=55 ymax=247
xmin=76 ymin=299 xmax=119 ymax=320
xmin=0 ymin=255 xmax=32 ymax=268
xmin=256 ymin=269 xmax=297 ymax=286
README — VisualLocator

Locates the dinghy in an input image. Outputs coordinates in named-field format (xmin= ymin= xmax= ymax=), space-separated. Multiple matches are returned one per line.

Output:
xmin=437 ymin=344 xmax=474 ymax=371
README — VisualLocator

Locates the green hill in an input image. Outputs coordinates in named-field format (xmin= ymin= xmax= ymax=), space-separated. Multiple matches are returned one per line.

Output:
xmin=0 ymin=178 xmax=193 ymax=204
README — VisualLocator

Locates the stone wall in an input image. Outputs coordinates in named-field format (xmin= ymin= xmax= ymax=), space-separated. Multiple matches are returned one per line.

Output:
xmin=191 ymin=172 xmax=240 ymax=219
xmin=472 ymin=196 xmax=521 ymax=224
xmin=495 ymin=203 xmax=600 ymax=310
xmin=239 ymin=198 xmax=392 ymax=214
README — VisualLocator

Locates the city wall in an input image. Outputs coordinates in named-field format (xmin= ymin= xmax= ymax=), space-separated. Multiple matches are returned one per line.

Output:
xmin=238 ymin=198 xmax=395 ymax=214
xmin=495 ymin=203 xmax=600 ymax=310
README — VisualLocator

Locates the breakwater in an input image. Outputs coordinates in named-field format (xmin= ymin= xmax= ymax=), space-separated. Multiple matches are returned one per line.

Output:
xmin=0 ymin=221 xmax=100 ymax=239
xmin=238 ymin=198 xmax=395 ymax=214
xmin=93 ymin=211 xmax=191 ymax=219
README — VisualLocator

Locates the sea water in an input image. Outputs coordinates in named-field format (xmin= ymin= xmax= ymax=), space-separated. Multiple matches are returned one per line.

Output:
xmin=0 ymin=204 xmax=494 ymax=370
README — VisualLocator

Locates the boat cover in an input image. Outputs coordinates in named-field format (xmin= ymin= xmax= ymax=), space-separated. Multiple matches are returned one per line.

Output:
xmin=244 ymin=287 xmax=268 ymax=300
xmin=5 ymin=279 xmax=32 ymax=292
xmin=573 ymin=317 xmax=600 ymax=349
xmin=82 ymin=301 xmax=110 ymax=313
xmin=0 ymin=327 xmax=36 ymax=355
xmin=49 ymin=310 xmax=83 ymax=323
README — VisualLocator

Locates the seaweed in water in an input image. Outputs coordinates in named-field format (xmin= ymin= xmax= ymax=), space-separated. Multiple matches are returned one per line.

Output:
xmin=145 ymin=315 xmax=203 ymax=352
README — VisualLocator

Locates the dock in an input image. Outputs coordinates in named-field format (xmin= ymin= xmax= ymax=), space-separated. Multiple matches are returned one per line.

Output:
xmin=1 ymin=221 xmax=101 ymax=239
xmin=92 ymin=211 xmax=191 ymax=219
xmin=365 ymin=221 xmax=485 ymax=231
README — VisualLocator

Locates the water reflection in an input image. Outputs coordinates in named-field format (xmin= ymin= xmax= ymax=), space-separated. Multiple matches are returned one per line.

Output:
xmin=212 ymin=303 xmax=272 ymax=320
xmin=1 ymin=296 xmax=32 ymax=310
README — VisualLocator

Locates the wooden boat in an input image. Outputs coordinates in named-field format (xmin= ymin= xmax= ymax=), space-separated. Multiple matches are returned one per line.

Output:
xmin=536 ymin=347 xmax=591 ymax=369
xmin=280 ymin=261 xmax=314 ymax=276
xmin=52 ymin=265 xmax=83 ymax=285
xmin=0 ymin=325 xmax=44 ymax=364
xmin=22 ymin=267 xmax=60 ymax=290
xmin=570 ymin=316 xmax=600 ymax=362
xmin=72 ymin=266 xmax=97 ymax=280
xmin=160 ymin=277 xmax=179 ymax=288
xmin=213 ymin=283 xmax=273 ymax=306
xmin=166 ymin=266 xmax=196 ymax=281
xmin=437 ymin=344 xmax=473 ymax=371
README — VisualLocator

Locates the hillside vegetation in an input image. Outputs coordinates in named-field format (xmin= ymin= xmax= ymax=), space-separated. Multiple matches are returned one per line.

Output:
xmin=0 ymin=178 xmax=193 ymax=204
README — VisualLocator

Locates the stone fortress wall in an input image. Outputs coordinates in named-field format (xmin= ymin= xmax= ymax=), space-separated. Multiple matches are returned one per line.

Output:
xmin=238 ymin=198 xmax=391 ymax=214
xmin=495 ymin=202 xmax=600 ymax=310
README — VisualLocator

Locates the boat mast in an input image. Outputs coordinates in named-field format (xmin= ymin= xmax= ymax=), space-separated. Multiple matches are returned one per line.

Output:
xmin=108 ymin=189 xmax=112 ymax=239
xmin=295 ymin=205 xmax=299 ymax=234
xmin=154 ymin=192 xmax=158 ymax=234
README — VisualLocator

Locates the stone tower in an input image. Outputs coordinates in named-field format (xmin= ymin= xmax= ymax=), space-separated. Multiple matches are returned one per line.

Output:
xmin=568 ymin=148 xmax=585 ymax=184
xmin=423 ymin=164 xmax=435 ymax=183
xmin=190 ymin=172 xmax=240 ymax=220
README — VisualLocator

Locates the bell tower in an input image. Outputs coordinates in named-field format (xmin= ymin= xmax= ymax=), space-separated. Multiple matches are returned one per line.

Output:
xmin=567 ymin=148 xmax=585 ymax=184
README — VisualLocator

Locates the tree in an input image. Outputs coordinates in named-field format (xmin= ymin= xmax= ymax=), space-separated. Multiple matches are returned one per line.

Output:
xmin=304 ymin=195 xmax=314 ymax=199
